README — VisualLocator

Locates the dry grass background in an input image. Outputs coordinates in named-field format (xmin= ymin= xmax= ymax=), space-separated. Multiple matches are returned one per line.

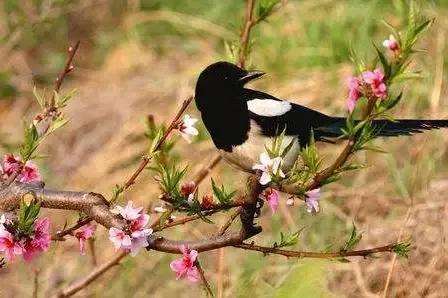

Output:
xmin=0 ymin=0 xmax=448 ymax=297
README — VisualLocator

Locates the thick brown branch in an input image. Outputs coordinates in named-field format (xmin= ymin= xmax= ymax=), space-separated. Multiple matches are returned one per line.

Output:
xmin=0 ymin=182 xmax=125 ymax=230
xmin=234 ymin=242 xmax=398 ymax=259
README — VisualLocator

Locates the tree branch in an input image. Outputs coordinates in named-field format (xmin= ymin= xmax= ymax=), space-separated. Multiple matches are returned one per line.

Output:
xmin=234 ymin=242 xmax=399 ymax=259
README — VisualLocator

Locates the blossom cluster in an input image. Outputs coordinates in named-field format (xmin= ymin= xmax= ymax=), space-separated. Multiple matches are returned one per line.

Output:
xmin=109 ymin=201 xmax=153 ymax=256
xmin=0 ymin=214 xmax=51 ymax=262
xmin=0 ymin=154 xmax=41 ymax=183
xmin=346 ymin=69 xmax=388 ymax=112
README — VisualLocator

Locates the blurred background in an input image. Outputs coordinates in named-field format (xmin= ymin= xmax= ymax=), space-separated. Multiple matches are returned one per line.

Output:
xmin=1 ymin=0 xmax=448 ymax=297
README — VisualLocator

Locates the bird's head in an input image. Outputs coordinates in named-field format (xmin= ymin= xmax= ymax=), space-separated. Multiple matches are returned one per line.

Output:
xmin=195 ymin=61 xmax=264 ymax=111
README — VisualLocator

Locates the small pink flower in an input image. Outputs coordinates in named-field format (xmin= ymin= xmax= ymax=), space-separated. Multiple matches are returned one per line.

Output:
xmin=74 ymin=224 xmax=96 ymax=255
xmin=362 ymin=69 xmax=387 ymax=99
xmin=0 ymin=228 xmax=22 ymax=262
xmin=178 ymin=115 xmax=199 ymax=143
xmin=346 ymin=76 xmax=362 ymax=112
xmin=2 ymin=154 xmax=21 ymax=176
xmin=286 ymin=198 xmax=294 ymax=207
xmin=260 ymin=188 xmax=279 ymax=214
xmin=129 ymin=213 xmax=150 ymax=233
xmin=383 ymin=35 xmax=399 ymax=52
xmin=170 ymin=245 xmax=200 ymax=283
xmin=18 ymin=161 xmax=41 ymax=183
xmin=109 ymin=227 xmax=132 ymax=250
xmin=22 ymin=217 xmax=51 ymax=262
xmin=305 ymin=188 xmax=321 ymax=214
xmin=111 ymin=201 xmax=143 ymax=221
xmin=1 ymin=154 xmax=41 ymax=183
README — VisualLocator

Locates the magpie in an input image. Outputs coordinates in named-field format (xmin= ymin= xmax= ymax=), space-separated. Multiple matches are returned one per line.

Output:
xmin=195 ymin=61 xmax=448 ymax=172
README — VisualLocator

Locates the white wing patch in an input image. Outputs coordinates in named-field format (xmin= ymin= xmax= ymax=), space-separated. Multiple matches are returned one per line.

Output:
xmin=247 ymin=99 xmax=292 ymax=117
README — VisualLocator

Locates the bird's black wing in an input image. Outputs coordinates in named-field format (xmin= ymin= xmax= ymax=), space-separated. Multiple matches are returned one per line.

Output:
xmin=242 ymin=89 xmax=341 ymax=146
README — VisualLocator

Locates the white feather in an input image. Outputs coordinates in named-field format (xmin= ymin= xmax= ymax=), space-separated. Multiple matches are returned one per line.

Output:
xmin=247 ymin=99 xmax=292 ymax=117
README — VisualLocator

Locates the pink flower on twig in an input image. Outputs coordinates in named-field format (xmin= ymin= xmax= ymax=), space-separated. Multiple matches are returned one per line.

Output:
xmin=305 ymin=188 xmax=321 ymax=214
xmin=1 ymin=154 xmax=41 ymax=183
xmin=22 ymin=217 xmax=51 ymax=262
xmin=0 ymin=228 xmax=22 ymax=262
xmin=383 ymin=35 xmax=399 ymax=53
xmin=170 ymin=245 xmax=200 ymax=282
xmin=109 ymin=201 xmax=153 ymax=256
xmin=260 ymin=188 xmax=279 ymax=214
xmin=111 ymin=201 xmax=143 ymax=221
xmin=74 ymin=224 xmax=96 ymax=255
xmin=347 ymin=76 xmax=362 ymax=113
xmin=362 ymin=69 xmax=387 ymax=99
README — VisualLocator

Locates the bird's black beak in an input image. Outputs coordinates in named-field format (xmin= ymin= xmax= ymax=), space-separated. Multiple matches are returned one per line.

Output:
xmin=238 ymin=71 xmax=265 ymax=85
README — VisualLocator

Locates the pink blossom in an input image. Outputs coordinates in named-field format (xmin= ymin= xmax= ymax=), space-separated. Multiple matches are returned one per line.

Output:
xmin=111 ymin=201 xmax=143 ymax=221
xmin=128 ymin=229 xmax=152 ymax=256
xmin=109 ymin=227 xmax=132 ymax=250
xmin=129 ymin=213 xmax=150 ymax=233
xmin=383 ymin=35 xmax=399 ymax=52
xmin=1 ymin=154 xmax=21 ymax=176
xmin=260 ymin=188 xmax=279 ymax=214
xmin=1 ymin=154 xmax=41 ymax=183
xmin=74 ymin=224 xmax=96 ymax=255
xmin=347 ymin=76 xmax=362 ymax=112
xmin=362 ymin=69 xmax=387 ymax=99
xmin=305 ymin=188 xmax=321 ymax=214
xmin=0 ymin=228 xmax=22 ymax=261
xmin=22 ymin=217 xmax=51 ymax=262
xmin=286 ymin=198 xmax=294 ymax=207
xmin=170 ymin=245 xmax=200 ymax=282
xmin=19 ymin=161 xmax=41 ymax=183
xmin=109 ymin=202 xmax=152 ymax=256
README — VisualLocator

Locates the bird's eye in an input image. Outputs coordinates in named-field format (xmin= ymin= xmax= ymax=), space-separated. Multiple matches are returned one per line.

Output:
xmin=224 ymin=76 xmax=228 ymax=80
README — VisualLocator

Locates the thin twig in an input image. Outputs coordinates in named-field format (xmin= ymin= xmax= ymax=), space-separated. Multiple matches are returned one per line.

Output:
xmin=193 ymin=154 xmax=222 ymax=185
xmin=123 ymin=96 xmax=194 ymax=190
xmin=4 ymin=41 xmax=80 ymax=187
xmin=382 ymin=206 xmax=413 ymax=297
xmin=217 ymin=248 xmax=225 ymax=298
xmin=33 ymin=269 xmax=40 ymax=298
xmin=238 ymin=0 xmax=256 ymax=68
xmin=218 ymin=208 xmax=242 ymax=236
xmin=52 ymin=217 xmax=93 ymax=241
xmin=51 ymin=41 xmax=81 ymax=108
xmin=56 ymin=252 xmax=127 ymax=297
xmin=196 ymin=259 xmax=214 ymax=297
xmin=234 ymin=242 xmax=399 ymax=259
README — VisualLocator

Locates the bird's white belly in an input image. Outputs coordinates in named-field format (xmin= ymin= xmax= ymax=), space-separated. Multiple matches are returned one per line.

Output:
xmin=219 ymin=121 xmax=301 ymax=173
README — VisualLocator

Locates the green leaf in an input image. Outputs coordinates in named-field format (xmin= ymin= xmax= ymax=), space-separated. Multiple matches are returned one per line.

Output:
xmin=33 ymin=86 xmax=46 ymax=108
xmin=373 ymin=43 xmax=391 ymax=79
xmin=211 ymin=178 xmax=236 ymax=205
xmin=392 ymin=241 xmax=412 ymax=258
xmin=273 ymin=228 xmax=304 ymax=248
xmin=341 ymin=223 xmax=362 ymax=252
xmin=256 ymin=0 xmax=280 ymax=22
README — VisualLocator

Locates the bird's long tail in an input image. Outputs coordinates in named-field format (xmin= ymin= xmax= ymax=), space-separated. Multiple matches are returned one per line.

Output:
xmin=316 ymin=118 xmax=448 ymax=139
